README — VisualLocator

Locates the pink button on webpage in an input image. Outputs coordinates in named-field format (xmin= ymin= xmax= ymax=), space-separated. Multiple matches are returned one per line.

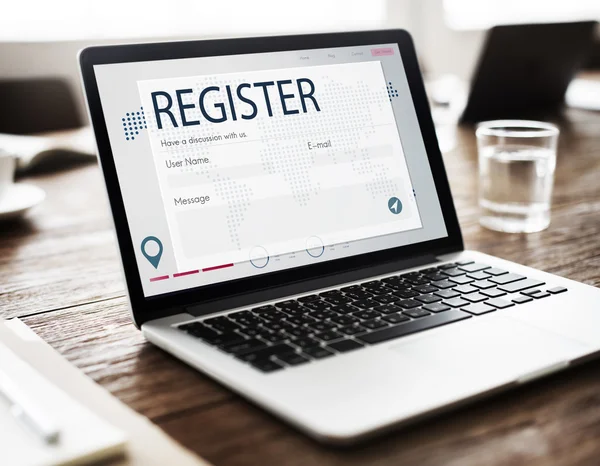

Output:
xmin=371 ymin=47 xmax=394 ymax=57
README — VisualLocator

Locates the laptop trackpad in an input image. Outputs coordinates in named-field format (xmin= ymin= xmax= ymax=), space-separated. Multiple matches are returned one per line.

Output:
xmin=388 ymin=314 xmax=589 ymax=386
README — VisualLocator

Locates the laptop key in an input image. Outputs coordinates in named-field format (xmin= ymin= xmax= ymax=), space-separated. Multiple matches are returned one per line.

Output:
xmin=441 ymin=268 xmax=465 ymax=277
xmin=276 ymin=352 xmax=310 ymax=366
xmin=548 ymin=286 xmax=567 ymax=294
xmin=362 ymin=319 xmax=389 ymax=330
xmin=238 ymin=327 xmax=261 ymax=338
xmin=372 ymin=294 xmax=397 ymax=305
xmin=404 ymin=308 xmax=431 ymax=318
xmin=303 ymin=300 xmax=331 ymax=311
xmin=184 ymin=325 xmax=220 ymax=342
xmin=251 ymin=359 xmax=284 ymax=373
xmin=357 ymin=310 xmax=471 ymax=344
xmin=222 ymin=338 xmax=266 ymax=354
xmin=213 ymin=332 xmax=248 ymax=347
xmin=236 ymin=343 xmax=297 ymax=362
xmin=393 ymin=290 xmax=421 ymax=299
xmin=228 ymin=310 xmax=253 ymax=320
xmin=532 ymin=291 xmax=550 ymax=298
xmin=303 ymin=346 xmax=335 ymax=359
xmin=463 ymin=292 xmax=489 ymax=303
xmin=308 ymin=321 xmax=337 ymax=332
xmin=456 ymin=260 xmax=474 ymax=266
xmin=330 ymin=315 xmax=359 ymax=326
xmin=449 ymin=275 xmax=474 ymax=285
xmin=308 ymin=310 xmax=337 ymax=320
xmin=286 ymin=327 xmax=313 ymax=338
xmin=383 ymin=282 xmax=411 ymax=292
xmin=430 ymin=279 xmax=456 ymax=289
xmin=438 ymin=263 xmax=457 ymax=270
xmin=397 ymin=299 xmax=422 ymax=309
xmin=522 ymin=289 xmax=543 ymax=297
xmin=415 ymin=294 xmax=442 ymax=304
xmin=298 ymin=294 xmax=321 ymax=302
xmin=489 ymin=273 xmax=526 ymax=285
xmin=353 ymin=299 xmax=379 ymax=309
xmin=461 ymin=303 xmax=496 ymax=315
xmin=486 ymin=298 xmax=514 ymax=309
xmin=444 ymin=297 xmax=470 ymax=308
xmin=290 ymin=337 xmax=320 ymax=349
xmin=454 ymin=284 xmax=479 ymax=294
xmin=261 ymin=332 xmax=288 ymax=343
xmin=287 ymin=316 xmax=314 ymax=326
xmin=403 ymin=277 xmax=431 ymax=285
xmin=344 ymin=290 xmax=374 ymax=300
xmin=484 ymin=268 xmax=508 ymax=276
xmin=472 ymin=280 xmax=496 ymax=289
xmin=512 ymin=295 xmax=533 ymax=304
xmin=382 ymin=313 xmax=411 ymax=324
xmin=327 ymin=339 xmax=364 ymax=353
xmin=458 ymin=263 xmax=490 ymax=273
xmin=425 ymin=273 xmax=448 ymax=282
xmin=322 ymin=296 xmax=352 ymax=306
xmin=481 ymin=288 xmax=506 ymax=298
xmin=258 ymin=310 xmax=288 ymax=322
xmin=467 ymin=271 xmax=490 ymax=280
xmin=338 ymin=325 xmax=367 ymax=335
xmin=374 ymin=304 xmax=403 ymax=315
xmin=275 ymin=300 xmax=303 ymax=310
xmin=434 ymin=289 xmax=461 ymax=299
xmin=333 ymin=304 xmax=360 ymax=315
xmin=320 ymin=290 xmax=344 ymax=299
xmin=423 ymin=303 xmax=451 ymax=313
xmin=252 ymin=305 xmax=278 ymax=313
xmin=413 ymin=285 xmax=439 ymax=294
xmin=341 ymin=285 xmax=362 ymax=292
xmin=353 ymin=310 xmax=380 ymax=320
xmin=315 ymin=330 xmax=344 ymax=342
xmin=498 ymin=279 xmax=545 ymax=293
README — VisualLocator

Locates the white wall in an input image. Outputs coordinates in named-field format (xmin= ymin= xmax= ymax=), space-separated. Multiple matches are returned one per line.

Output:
xmin=0 ymin=0 xmax=486 ymax=123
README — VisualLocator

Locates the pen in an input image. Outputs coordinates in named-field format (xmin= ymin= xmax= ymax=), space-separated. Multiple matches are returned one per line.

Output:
xmin=0 ymin=369 xmax=61 ymax=444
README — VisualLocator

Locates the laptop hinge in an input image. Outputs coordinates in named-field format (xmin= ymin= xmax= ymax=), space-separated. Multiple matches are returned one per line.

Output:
xmin=186 ymin=253 xmax=440 ymax=318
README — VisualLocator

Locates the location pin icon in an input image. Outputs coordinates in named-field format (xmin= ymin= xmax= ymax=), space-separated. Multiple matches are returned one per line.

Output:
xmin=141 ymin=236 xmax=163 ymax=269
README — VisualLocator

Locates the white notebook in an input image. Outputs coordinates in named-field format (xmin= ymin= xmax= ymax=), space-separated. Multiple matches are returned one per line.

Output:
xmin=0 ymin=337 xmax=127 ymax=466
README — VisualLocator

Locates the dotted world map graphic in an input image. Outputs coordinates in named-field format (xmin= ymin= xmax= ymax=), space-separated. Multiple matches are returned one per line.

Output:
xmin=142 ymin=67 xmax=402 ymax=252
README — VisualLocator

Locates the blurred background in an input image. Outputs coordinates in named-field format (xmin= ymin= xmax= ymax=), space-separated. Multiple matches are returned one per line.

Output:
xmin=1 ymin=0 xmax=599 ymax=130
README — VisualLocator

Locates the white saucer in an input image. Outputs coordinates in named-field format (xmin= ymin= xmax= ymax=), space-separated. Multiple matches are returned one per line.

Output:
xmin=0 ymin=183 xmax=46 ymax=221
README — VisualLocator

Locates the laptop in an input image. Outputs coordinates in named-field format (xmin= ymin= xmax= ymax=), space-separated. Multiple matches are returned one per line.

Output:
xmin=460 ymin=21 xmax=598 ymax=123
xmin=79 ymin=30 xmax=600 ymax=444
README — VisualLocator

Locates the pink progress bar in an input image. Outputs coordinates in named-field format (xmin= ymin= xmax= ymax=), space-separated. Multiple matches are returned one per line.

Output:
xmin=202 ymin=263 xmax=234 ymax=272
xmin=173 ymin=270 xmax=200 ymax=278
xmin=149 ymin=275 xmax=169 ymax=282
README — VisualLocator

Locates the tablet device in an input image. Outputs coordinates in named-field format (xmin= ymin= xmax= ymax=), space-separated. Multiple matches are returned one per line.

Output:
xmin=460 ymin=21 xmax=598 ymax=123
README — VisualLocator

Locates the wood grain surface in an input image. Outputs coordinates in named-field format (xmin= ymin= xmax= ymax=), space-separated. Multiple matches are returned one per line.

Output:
xmin=2 ymin=107 xmax=600 ymax=466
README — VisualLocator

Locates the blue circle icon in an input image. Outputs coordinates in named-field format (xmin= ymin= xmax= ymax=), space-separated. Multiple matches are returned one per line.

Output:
xmin=249 ymin=246 xmax=269 ymax=269
xmin=388 ymin=197 xmax=403 ymax=215
xmin=306 ymin=236 xmax=325 ymax=258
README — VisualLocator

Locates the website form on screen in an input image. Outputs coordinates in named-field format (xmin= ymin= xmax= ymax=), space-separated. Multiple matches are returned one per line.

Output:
xmin=93 ymin=44 xmax=448 ymax=298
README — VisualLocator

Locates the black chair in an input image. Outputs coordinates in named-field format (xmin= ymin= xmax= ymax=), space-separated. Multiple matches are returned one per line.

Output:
xmin=0 ymin=78 xmax=82 ymax=134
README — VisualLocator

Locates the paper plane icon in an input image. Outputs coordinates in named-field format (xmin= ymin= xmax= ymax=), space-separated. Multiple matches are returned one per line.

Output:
xmin=388 ymin=197 xmax=403 ymax=215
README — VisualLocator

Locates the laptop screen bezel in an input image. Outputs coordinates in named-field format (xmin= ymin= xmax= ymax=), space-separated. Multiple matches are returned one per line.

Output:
xmin=79 ymin=29 xmax=463 ymax=327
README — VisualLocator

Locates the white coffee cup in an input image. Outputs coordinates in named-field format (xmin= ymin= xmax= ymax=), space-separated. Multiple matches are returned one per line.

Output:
xmin=0 ymin=150 xmax=16 ymax=200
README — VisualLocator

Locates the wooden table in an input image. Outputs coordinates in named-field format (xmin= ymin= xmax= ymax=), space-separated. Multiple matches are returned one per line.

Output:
xmin=2 ymin=107 xmax=600 ymax=466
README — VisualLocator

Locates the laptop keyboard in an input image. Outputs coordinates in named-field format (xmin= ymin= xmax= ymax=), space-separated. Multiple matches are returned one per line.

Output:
xmin=177 ymin=261 xmax=567 ymax=373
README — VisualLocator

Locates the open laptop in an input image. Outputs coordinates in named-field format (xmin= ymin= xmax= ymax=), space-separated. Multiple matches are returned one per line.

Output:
xmin=79 ymin=30 xmax=600 ymax=444
xmin=460 ymin=21 xmax=598 ymax=123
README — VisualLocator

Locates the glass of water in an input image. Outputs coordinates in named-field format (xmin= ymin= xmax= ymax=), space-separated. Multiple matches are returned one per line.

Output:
xmin=476 ymin=120 xmax=559 ymax=233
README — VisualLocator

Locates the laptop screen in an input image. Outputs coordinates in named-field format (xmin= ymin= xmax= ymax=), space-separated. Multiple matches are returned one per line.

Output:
xmin=93 ymin=43 xmax=447 ymax=298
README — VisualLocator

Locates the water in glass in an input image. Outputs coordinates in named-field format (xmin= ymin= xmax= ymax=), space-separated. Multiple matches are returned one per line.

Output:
xmin=479 ymin=144 xmax=555 ymax=233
